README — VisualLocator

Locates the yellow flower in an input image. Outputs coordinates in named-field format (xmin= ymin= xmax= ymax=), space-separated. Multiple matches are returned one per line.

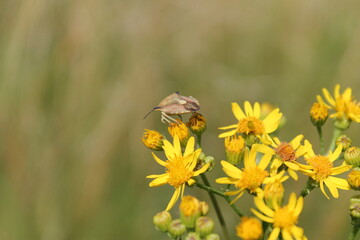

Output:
xmin=252 ymin=135 xmax=306 ymax=180
xmin=300 ymin=140 xmax=351 ymax=199
xmin=317 ymin=84 xmax=360 ymax=122
xmin=141 ymin=129 xmax=164 ymax=151
xmin=218 ymin=101 xmax=282 ymax=138
xmin=168 ymin=120 xmax=190 ymax=146
xmin=251 ymin=192 xmax=306 ymax=240
xmin=215 ymin=148 xmax=271 ymax=203
xmin=236 ymin=217 xmax=263 ymax=240
xmin=147 ymin=136 xmax=210 ymax=211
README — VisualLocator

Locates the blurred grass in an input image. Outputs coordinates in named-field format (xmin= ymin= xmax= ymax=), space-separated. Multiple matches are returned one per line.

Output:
xmin=0 ymin=0 xmax=360 ymax=239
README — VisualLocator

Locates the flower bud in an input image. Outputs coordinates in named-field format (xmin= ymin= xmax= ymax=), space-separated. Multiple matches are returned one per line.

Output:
xmin=153 ymin=211 xmax=172 ymax=232
xmin=200 ymin=201 xmax=209 ymax=215
xmin=345 ymin=147 xmax=360 ymax=167
xmin=205 ymin=233 xmax=220 ymax=240
xmin=188 ymin=113 xmax=207 ymax=135
xmin=310 ymin=102 xmax=328 ymax=126
xmin=184 ymin=232 xmax=201 ymax=240
xmin=141 ymin=129 xmax=164 ymax=151
xmin=168 ymin=120 xmax=190 ymax=146
xmin=180 ymin=196 xmax=202 ymax=228
xmin=168 ymin=219 xmax=186 ymax=238
xmin=195 ymin=216 xmax=215 ymax=237
xmin=244 ymin=133 xmax=257 ymax=146
xmin=264 ymin=180 xmax=284 ymax=208
xmin=336 ymin=135 xmax=352 ymax=151
xmin=225 ymin=135 xmax=245 ymax=165
xmin=350 ymin=195 xmax=360 ymax=226
xmin=236 ymin=217 xmax=263 ymax=240
xmin=348 ymin=168 xmax=360 ymax=190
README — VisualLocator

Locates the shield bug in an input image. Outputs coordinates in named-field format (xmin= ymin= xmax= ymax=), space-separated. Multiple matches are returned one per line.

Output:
xmin=144 ymin=92 xmax=200 ymax=124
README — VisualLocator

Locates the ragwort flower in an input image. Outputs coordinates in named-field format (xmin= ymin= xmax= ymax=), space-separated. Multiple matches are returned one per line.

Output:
xmin=251 ymin=192 xmax=306 ymax=240
xmin=147 ymin=136 xmax=210 ymax=211
xmin=218 ymin=101 xmax=282 ymax=139
xmin=317 ymin=84 xmax=360 ymax=123
xmin=252 ymin=135 xmax=306 ymax=180
xmin=215 ymin=148 xmax=272 ymax=203
xmin=300 ymin=140 xmax=351 ymax=199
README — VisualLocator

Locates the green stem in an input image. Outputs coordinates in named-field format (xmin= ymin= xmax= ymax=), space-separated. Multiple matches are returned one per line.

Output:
xmin=316 ymin=125 xmax=325 ymax=155
xmin=327 ymin=127 xmax=342 ymax=153
xmin=196 ymin=181 xmax=244 ymax=217
xmin=300 ymin=177 xmax=318 ymax=198
xmin=348 ymin=225 xmax=360 ymax=240
xmin=199 ymin=175 xmax=231 ymax=240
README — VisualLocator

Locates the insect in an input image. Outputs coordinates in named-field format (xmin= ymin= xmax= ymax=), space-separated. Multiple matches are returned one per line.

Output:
xmin=144 ymin=92 xmax=200 ymax=124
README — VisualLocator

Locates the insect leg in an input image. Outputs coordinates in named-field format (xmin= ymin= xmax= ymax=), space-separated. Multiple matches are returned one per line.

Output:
xmin=162 ymin=112 xmax=178 ymax=124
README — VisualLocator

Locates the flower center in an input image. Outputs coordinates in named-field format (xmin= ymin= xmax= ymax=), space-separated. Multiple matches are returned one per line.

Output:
xmin=306 ymin=155 xmax=333 ymax=181
xmin=237 ymin=117 xmax=265 ymax=135
xmin=273 ymin=207 xmax=297 ymax=228
xmin=274 ymin=142 xmax=296 ymax=162
xmin=166 ymin=157 xmax=193 ymax=188
xmin=235 ymin=167 xmax=269 ymax=192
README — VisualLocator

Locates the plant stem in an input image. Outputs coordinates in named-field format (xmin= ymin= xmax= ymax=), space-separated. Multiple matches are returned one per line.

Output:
xmin=300 ymin=177 xmax=318 ymax=198
xmin=348 ymin=225 xmax=360 ymax=240
xmin=327 ymin=127 xmax=342 ymax=153
xmin=316 ymin=125 xmax=325 ymax=155
xmin=196 ymin=181 xmax=244 ymax=217
xmin=199 ymin=175 xmax=231 ymax=240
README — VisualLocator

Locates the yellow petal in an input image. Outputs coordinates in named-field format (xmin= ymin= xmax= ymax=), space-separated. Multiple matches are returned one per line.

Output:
xmin=148 ymin=175 xmax=169 ymax=187
xmin=254 ymin=196 xmax=274 ymax=217
xmin=324 ymin=178 xmax=339 ymax=198
xmin=221 ymin=160 xmax=242 ymax=178
xmin=232 ymin=102 xmax=246 ymax=120
xmin=343 ymin=87 xmax=352 ymax=101
xmin=254 ymin=102 xmax=261 ymax=118
xmin=329 ymin=144 xmax=342 ymax=162
xmin=219 ymin=124 xmax=238 ymax=130
xmin=290 ymin=135 xmax=304 ymax=149
xmin=244 ymin=148 xmax=256 ymax=168
xmin=218 ymin=129 xmax=238 ymax=138
xmin=165 ymin=187 xmax=181 ymax=211
xmin=262 ymin=109 xmax=282 ymax=128
xmin=331 ymin=164 xmax=351 ymax=175
xmin=282 ymin=229 xmax=293 ymax=240
xmin=268 ymin=227 xmax=280 ymax=240
xmin=319 ymin=181 xmax=330 ymax=199
xmin=251 ymin=209 xmax=274 ymax=223
xmin=322 ymin=87 xmax=335 ymax=106
xmin=173 ymin=135 xmax=182 ymax=156
xmin=294 ymin=196 xmax=303 ymax=216
xmin=327 ymin=176 xmax=350 ymax=189
xmin=252 ymin=143 xmax=275 ymax=155
xmin=316 ymin=95 xmax=331 ymax=108
xmin=304 ymin=140 xmax=315 ymax=157
xmin=244 ymin=101 xmax=253 ymax=116
xmin=285 ymin=161 xmax=300 ymax=171
xmin=287 ymin=192 xmax=297 ymax=210
xmin=151 ymin=152 xmax=166 ymax=166
xmin=163 ymin=139 xmax=175 ymax=159
xmin=184 ymin=137 xmax=195 ymax=157
xmin=216 ymin=177 xmax=238 ymax=185
xmin=229 ymin=190 xmax=245 ymax=204
xmin=258 ymin=154 xmax=272 ymax=170
xmin=187 ymin=178 xmax=196 ymax=186
xmin=288 ymin=169 xmax=299 ymax=181
xmin=193 ymin=163 xmax=210 ymax=176
xmin=225 ymin=189 xmax=243 ymax=196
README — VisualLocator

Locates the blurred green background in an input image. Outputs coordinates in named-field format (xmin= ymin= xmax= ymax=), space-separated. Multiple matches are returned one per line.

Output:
xmin=1 ymin=0 xmax=360 ymax=239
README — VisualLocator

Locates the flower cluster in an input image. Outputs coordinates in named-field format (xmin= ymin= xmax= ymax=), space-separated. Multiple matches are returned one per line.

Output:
xmin=143 ymin=85 xmax=360 ymax=240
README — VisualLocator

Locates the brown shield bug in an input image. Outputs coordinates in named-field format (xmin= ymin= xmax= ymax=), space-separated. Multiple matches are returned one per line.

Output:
xmin=144 ymin=92 xmax=200 ymax=124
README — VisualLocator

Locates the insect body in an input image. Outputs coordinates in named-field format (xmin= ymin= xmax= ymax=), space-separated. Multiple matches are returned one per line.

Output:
xmin=144 ymin=92 xmax=200 ymax=124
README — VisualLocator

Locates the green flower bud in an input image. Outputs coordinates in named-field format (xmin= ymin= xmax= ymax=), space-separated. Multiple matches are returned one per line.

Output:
xmin=345 ymin=147 xmax=360 ymax=167
xmin=153 ymin=211 xmax=172 ymax=232
xmin=168 ymin=219 xmax=186 ymax=238
xmin=224 ymin=135 xmax=245 ymax=165
xmin=184 ymin=232 xmax=201 ymax=240
xmin=336 ymin=135 xmax=352 ymax=151
xmin=195 ymin=216 xmax=215 ymax=237
xmin=350 ymin=195 xmax=360 ymax=226
xmin=205 ymin=233 xmax=220 ymax=240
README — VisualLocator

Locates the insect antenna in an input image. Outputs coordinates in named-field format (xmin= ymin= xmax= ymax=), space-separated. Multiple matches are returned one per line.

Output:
xmin=143 ymin=107 xmax=160 ymax=120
